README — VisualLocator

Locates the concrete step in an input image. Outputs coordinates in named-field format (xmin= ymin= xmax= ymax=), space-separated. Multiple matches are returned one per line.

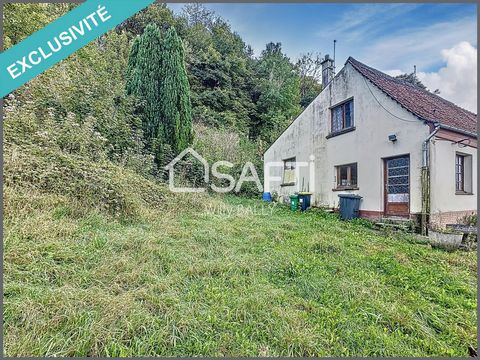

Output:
xmin=374 ymin=222 xmax=409 ymax=230
xmin=380 ymin=217 xmax=411 ymax=224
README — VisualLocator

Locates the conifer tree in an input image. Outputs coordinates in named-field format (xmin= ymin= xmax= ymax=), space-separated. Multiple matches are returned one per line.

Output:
xmin=125 ymin=24 xmax=164 ymax=160
xmin=125 ymin=36 xmax=140 ymax=96
xmin=158 ymin=27 xmax=193 ymax=154
xmin=126 ymin=25 xmax=192 ymax=163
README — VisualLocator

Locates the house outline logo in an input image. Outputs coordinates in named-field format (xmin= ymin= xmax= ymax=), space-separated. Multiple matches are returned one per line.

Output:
xmin=164 ymin=147 xmax=209 ymax=193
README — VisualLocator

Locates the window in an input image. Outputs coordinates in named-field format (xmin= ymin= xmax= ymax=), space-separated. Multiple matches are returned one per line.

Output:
xmin=331 ymin=100 xmax=354 ymax=133
xmin=283 ymin=157 xmax=296 ymax=185
xmin=455 ymin=153 xmax=473 ymax=194
xmin=455 ymin=154 xmax=464 ymax=192
xmin=335 ymin=163 xmax=358 ymax=189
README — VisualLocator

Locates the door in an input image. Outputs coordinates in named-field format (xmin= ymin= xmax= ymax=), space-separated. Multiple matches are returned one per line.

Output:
xmin=384 ymin=155 xmax=410 ymax=217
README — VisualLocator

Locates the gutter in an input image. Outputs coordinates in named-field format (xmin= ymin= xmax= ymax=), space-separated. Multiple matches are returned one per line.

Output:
xmin=420 ymin=123 xmax=440 ymax=235
xmin=424 ymin=121 xmax=477 ymax=139
xmin=422 ymin=123 xmax=441 ymax=167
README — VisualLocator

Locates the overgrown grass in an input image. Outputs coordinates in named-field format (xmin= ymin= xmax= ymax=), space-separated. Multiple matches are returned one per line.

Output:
xmin=4 ymin=187 xmax=477 ymax=356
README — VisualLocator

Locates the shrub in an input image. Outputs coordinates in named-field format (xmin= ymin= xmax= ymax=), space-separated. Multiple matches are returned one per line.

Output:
xmin=461 ymin=213 xmax=477 ymax=226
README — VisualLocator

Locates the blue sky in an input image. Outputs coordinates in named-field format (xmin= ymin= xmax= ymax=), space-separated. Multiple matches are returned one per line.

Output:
xmin=168 ymin=3 xmax=477 ymax=112
xmin=168 ymin=3 xmax=476 ymax=72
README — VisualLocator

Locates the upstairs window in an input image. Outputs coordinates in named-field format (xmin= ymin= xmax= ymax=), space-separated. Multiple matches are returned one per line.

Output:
xmin=283 ymin=157 xmax=296 ymax=184
xmin=331 ymin=100 xmax=354 ymax=133
xmin=335 ymin=163 xmax=358 ymax=189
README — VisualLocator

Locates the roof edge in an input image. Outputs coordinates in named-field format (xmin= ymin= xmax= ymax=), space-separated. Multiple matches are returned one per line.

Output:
xmin=437 ymin=123 xmax=478 ymax=139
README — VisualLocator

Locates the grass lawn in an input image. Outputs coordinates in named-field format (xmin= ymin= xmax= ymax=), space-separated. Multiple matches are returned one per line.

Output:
xmin=3 ymin=192 xmax=477 ymax=356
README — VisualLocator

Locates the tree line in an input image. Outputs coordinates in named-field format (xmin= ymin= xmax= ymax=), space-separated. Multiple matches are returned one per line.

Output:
xmin=4 ymin=3 xmax=323 ymax=183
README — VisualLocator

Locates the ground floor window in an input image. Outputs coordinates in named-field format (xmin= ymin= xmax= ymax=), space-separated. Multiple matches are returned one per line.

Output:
xmin=455 ymin=153 xmax=472 ymax=194
xmin=335 ymin=163 xmax=357 ymax=189
xmin=283 ymin=157 xmax=296 ymax=184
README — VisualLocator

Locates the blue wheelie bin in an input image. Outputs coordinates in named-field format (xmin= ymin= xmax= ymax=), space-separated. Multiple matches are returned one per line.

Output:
xmin=338 ymin=194 xmax=362 ymax=220
xmin=298 ymin=192 xmax=312 ymax=211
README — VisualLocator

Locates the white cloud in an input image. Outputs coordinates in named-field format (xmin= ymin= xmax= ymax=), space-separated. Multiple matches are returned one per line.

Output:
xmin=381 ymin=43 xmax=477 ymax=113
xmin=416 ymin=41 xmax=477 ymax=113
xmin=384 ymin=42 xmax=477 ymax=113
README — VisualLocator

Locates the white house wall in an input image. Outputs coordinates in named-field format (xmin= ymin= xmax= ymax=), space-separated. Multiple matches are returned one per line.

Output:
xmin=264 ymin=62 xmax=431 ymax=214
xmin=430 ymin=138 xmax=477 ymax=219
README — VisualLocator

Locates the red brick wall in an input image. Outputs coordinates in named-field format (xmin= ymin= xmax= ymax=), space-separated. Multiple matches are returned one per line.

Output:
xmin=430 ymin=210 xmax=477 ymax=228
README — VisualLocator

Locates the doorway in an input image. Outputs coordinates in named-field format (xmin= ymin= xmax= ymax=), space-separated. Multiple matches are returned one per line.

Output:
xmin=384 ymin=155 xmax=410 ymax=217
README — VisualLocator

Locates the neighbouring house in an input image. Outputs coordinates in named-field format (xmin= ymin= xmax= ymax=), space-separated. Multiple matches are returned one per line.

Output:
xmin=263 ymin=55 xmax=477 ymax=231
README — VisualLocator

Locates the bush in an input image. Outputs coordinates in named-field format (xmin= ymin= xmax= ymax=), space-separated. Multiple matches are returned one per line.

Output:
xmin=4 ymin=141 xmax=168 ymax=218
xmin=193 ymin=123 xmax=263 ymax=197
xmin=461 ymin=213 xmax=477 ymax=226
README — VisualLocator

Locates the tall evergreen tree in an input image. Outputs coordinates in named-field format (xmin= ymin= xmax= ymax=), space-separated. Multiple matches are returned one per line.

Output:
xmin=158 ymin=27 xmax=193 ymax=154
xmin=125 ymin=24 xmax=164 ymax=158
xmin=125 ymin=36 xmax=140 ymax=96
xmin=126 ymin=24 xmax=193 ymax=164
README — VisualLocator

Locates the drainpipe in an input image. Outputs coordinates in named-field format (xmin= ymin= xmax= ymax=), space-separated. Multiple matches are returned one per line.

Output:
xmin=421 ymin=123 xmax=440 ymax=235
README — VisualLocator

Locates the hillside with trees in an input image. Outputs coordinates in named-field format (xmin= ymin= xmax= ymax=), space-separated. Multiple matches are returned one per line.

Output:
xmin=4 ymin=3 xmax=322 ymax=190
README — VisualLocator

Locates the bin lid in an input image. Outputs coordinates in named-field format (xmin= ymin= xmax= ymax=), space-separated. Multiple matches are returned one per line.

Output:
xmin=290 ymin=194 xmax=299 ymax=199
xmin=298 ymin=192 xmax=312 ymax=195
xmin=338 ymin=193 xmax=362 ymax=199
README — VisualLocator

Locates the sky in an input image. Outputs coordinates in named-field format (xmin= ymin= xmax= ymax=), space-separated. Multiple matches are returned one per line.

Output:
xmin=168 ymin=3 xmax=477 ymax=112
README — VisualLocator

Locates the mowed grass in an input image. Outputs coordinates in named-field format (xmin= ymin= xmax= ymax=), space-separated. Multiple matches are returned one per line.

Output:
xmin=3 ymin=192 xmax=477 ymax=357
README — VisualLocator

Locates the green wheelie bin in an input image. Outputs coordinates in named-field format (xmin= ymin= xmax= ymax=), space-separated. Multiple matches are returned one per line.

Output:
xmin=290 ymin=194 xmax=299 ymax=211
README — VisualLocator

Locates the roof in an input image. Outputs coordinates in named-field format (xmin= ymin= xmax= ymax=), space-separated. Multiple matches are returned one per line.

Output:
xmin=347 ymin=57 xmax=477 ymax=135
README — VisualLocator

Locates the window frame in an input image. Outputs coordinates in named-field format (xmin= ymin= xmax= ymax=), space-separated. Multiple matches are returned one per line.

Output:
xmin=282 ymin=157 xmax=296 ymax=186
xmin=329 ymin=98 xmax=354 ymax=136
xmin=334 ymin=162 xmax=358 ymax=190
xmin=455 ymin=154 xmax=465 ymax=192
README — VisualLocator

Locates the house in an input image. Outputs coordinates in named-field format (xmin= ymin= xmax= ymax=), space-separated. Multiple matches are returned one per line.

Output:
xmin=263 ymin=55 xmax=477 ymax=231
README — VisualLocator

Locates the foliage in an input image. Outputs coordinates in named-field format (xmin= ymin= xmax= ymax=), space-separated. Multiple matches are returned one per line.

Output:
xmin=4 ymin=14 xmax=153 ymax=174
xmin=395 ymin=72 xmax=427 ymax=90
xmin=295 ymin=52 xmax=323 ymax=107
xmin=181 ymin=3 xmax=218 ymax=29
xmin=460 ymin=212 xmax=477 ymax=226
xmin=3 ymin=3 xmax=75 ymax=49
xmin=4 ymin=105 xmax=160 ymax=218
xmin=395 ymin=72 xmax=440 ymax=94
xmin=251 ymin=42 xmax=302 ymax=143
xmin=4 ymin=3 xmax=321 ymax=174
xmin=3 ymin=4 xmax=476 ymax=356
xmin=125 ymin=24 xmax=166 ymax=163
xmin=116 ymin=2 xmax=180 ymax=37
xmin=183 ymin=16 xmax=256 ymax=135
xmin=158 ymin=27 xmax=193 ymax=154
xmin=193 ymin=124 xmax=263 ymax=197
xmin=126 ymin=25 xmax=193 ymax=164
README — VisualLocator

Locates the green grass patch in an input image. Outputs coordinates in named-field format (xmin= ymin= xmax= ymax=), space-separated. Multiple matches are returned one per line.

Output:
xmin=3 ymin=193 xmax=477 ymax=356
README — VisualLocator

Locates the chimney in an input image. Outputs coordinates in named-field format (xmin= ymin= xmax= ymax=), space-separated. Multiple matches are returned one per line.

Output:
xmin=321 ymin=54 xmax=334 ymax=86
